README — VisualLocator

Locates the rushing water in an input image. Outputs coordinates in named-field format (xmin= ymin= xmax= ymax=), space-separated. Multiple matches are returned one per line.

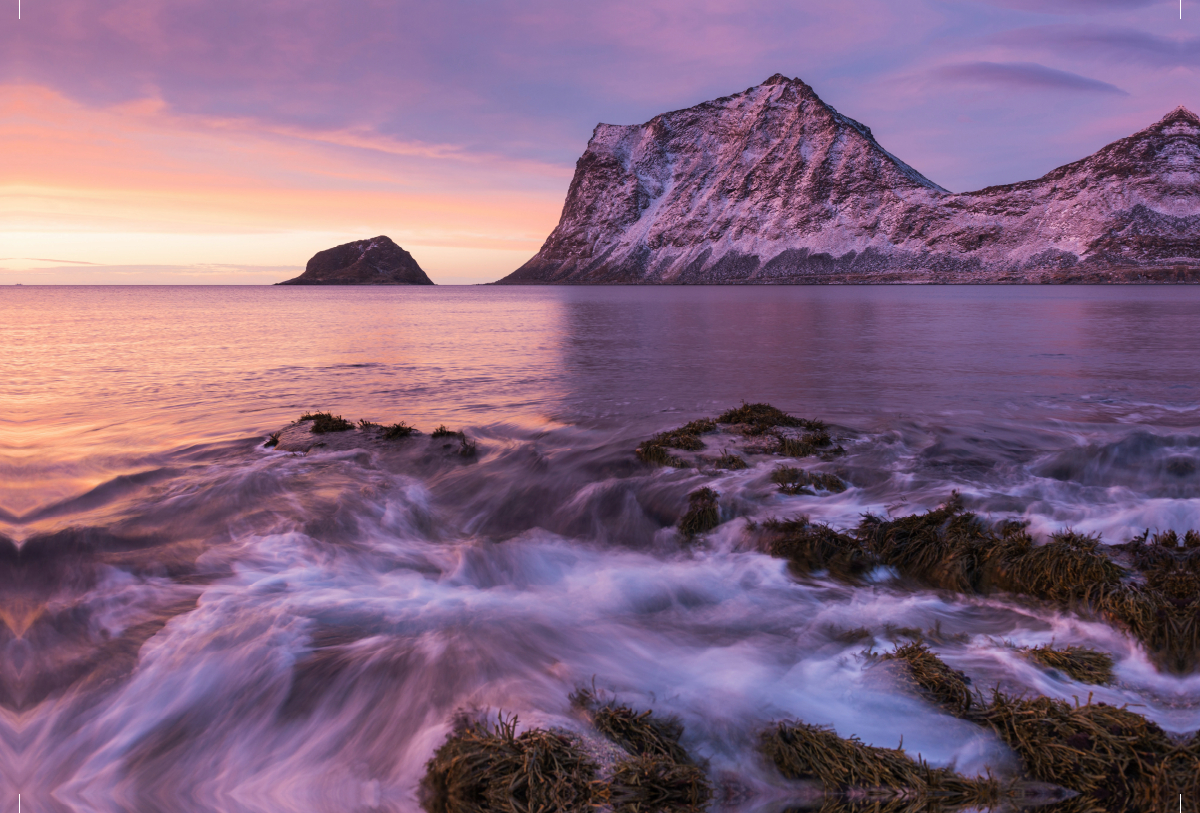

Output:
xmin=4 ymin=284 xmax=1200 ymax=811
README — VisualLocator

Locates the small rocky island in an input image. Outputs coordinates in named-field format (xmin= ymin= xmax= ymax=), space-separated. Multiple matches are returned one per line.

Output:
xmin=277 ymin=236 xmax=434 ymax=285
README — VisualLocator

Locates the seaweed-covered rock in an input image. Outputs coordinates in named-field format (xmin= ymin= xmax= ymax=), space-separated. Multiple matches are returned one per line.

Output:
xmin=678 ymin=488 xmax=720 ymax=538
xmin=880 ymin=642 xmax=973 ymax=716
xmin=420 ymin=716 xmax=598 ymax=813
xmin=761 ymin=720 xmax=999 ymax=805
xmin=1022 ymin=645 xmax=1115 ymax=685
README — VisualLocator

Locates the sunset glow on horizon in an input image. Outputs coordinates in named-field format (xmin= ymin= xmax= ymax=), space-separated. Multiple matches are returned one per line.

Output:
xmin=3 ymin=0 xmax=1199 ymax=283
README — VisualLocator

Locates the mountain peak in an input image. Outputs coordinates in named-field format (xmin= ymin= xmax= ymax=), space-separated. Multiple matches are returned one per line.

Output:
xmin=1158 ymin=106 xmax=1200 ymax=126
xmin=501 ymin=80 xmax=1200 ymax=286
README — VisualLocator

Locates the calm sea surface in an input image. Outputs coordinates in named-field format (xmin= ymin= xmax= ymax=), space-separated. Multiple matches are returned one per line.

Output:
xmin=4 ymin=285 xmax=1200 ymax=811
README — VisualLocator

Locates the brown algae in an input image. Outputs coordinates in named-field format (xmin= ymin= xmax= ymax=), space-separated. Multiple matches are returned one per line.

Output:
xmin=879 ymin=642 xmax=973 ymax=716
xmin=758 ymin=494 xmax=1200 ymax=674
xmin=420 ymin=715 xmax=599 ymax=813
xmin=771 ymin=465 xmax=847 ymax=495
xmin=760 ymin=720 xmax=1000 ymax=807
xmin=636 ymin=404 xmax=840 ymax=468
xmin=572 ymin=688 xmax=711 ymax=812
xmin=678 ymin=487 xmax=720 ymax=538
xmin=298 ymin=411 xmax=354 ymax=434
xmin=881 ymin=640 xmax=1191 ymax=812
xmin=384 ymin=421 xmax=418 ymax=439
xmin=1021 ymin=645 xmax=1115 ymax=685
xmin=710 ymin=451 xmax=748 ymax=470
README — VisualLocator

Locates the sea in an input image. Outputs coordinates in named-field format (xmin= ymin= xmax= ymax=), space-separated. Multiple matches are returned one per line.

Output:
xmin=4 ymin=284 xmax=1200 ymax=811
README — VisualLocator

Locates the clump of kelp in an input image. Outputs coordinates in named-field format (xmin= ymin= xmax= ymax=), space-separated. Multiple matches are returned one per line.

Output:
xmin=299 ymin=411 xmax=354 ymax=433
xmin=749 ymin=496 xmax=1200 ymax=811
xmin=755 ymin=493 xmax=1200 ymax=675
xmin=419 ymin=671 xmax=1200 ymax=813
xmin=879 ymin=642 xmax=974 ymax=716
xmin=678 ymin=487 xmax=720 ymax=538
xmin=635 ymin=403 xmax=843 ymax=468
xmin=709 ymin=451 xmax=748 ymax=470
xmin=420 ymin=714 xmax=598 ymax=813
xmin=422 ymin=692 xmax=710 ymax=813
xmin=433 ymin=425 xmax=478 ymax=457
xmin=274 ymin=413 xmax=480 ymax=455
xmin=1022 ymin=644 xmax=1115 ymax=685
xmin=384 ymin=421 xmax=417 ymax=439
xmin=771 ymin=465 xmax=847 ymax=495
xmin=636 ymin=419 xmax=717 ymax=468
xmin=877 ymin=642 xmax=1198 ymax=813
xmin=761 ymin=719 xmax=1001 ymax=809
xmin=574 ymin=688 xmax=712 ymax=813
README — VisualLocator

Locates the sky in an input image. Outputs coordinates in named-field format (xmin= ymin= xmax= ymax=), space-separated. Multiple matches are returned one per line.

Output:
xmin=2 ymin=0 xmax=1198 ymax=284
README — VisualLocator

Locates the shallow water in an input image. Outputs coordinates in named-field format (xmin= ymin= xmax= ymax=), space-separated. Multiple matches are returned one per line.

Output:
xmin=4 ymin=284 xmax=1200 ymax=810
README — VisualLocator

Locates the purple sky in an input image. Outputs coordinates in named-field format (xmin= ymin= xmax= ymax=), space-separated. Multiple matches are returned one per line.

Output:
xmin=4 ymin=0 xmax=1198 ymax=282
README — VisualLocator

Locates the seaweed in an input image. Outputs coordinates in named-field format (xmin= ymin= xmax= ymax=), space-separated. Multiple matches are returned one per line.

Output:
xmin=299 ymin=411 xmax=353 ymax=434
xmin=856 ymin=494 xmax=993 ymax=593
xmin=263 ymin=432 xmax=280 ymax=448
xmin=989 ymin=530 xmax=1126 ymax=603
xmin=420 ymin=714 xmax=598 ymax=813
xmin=384 ymin=421 xmax=417 ymax=439
xmin=358 ymin=419 xmax=381 ymax=430
xmin=760 ymin=720 xmax=1000 ymax=806
xmin=459 ymin=436 xmax=477 ymax=457
xmin=717 ymin=402 xmax=822 ymax=434
xmin=877 ymin=641 xmax=1195 ymax=812
xmin=608 ymin=756 xmax=710 ymax=813
xmin=771 ymin=465 xmax=847 ymax=495
xmin=678 ymin=488 xmax=720 ymax=538
xmin=764 ymin=517 xmax=875 ymax=580
xmin=758 ymin=496 xmax=1200 ymax=673
xmin=635 ymin=444 xmax=690 ymax=468
xmin=587 ymin=702 xmax=692 ymax=766
xmin=975 ymin=691 xmax=1173 ymax=812
xmin=571 ymin=689 xmax=712 ymax=813
xmin=710 ymin=451 xmax=747 ymax=470
xmin=432 ymin=425 xmax=463 ymax=439
xmin=879 ymin=642 xmax=973 ymax=716
xmin=778 ymin=430 xmax=840 ymax=459
xmin=1022 ymin=645 xmax=1115 ymax=685
xmin=636 ymin=406 xmax=837 ymax=468
xmin=636 ymin=419 xmax=716 ymax=467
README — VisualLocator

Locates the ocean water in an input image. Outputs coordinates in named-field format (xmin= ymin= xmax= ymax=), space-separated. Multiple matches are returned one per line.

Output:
xmin=4 ymin=284 xmax=1200 ymax=811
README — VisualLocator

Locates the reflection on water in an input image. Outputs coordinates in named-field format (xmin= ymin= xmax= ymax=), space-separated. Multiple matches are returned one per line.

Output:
xmin=2 ymin=285 xmax=1200 ymax=811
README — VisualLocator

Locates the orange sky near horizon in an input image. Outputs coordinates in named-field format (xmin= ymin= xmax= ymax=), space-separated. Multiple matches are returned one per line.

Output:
xmin=6 ymin=0 xmax=1198 ymax=285
xmin=1 ymin=85 xmax=571 ymax=285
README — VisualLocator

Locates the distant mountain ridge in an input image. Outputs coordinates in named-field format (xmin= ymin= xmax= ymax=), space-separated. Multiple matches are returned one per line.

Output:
xmin=498 ymin=75 xmax=1200 ymax=284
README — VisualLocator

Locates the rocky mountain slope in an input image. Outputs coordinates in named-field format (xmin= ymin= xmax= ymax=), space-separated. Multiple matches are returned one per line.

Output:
xmin=499 ymin=75 xmax=1200 ymax=284
xmin=278 ymin=236 xmax=433 ymax=285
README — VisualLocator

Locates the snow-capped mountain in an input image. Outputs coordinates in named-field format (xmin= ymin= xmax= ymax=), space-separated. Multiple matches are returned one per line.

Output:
xmin=499 ymin=75 xmax=1200 ymax=283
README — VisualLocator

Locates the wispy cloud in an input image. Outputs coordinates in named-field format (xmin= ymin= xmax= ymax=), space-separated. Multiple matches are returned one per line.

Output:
xmin=995 ymin=26 xmax=1200 ymax=68
xmin=976 ymin=0 xmax=1160 ymax=12
xmin=932 ymin=61 xmax=1128 ymax=94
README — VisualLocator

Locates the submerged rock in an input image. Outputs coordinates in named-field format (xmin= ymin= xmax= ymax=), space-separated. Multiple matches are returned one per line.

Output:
xmin=277 ymin=236 xmax=434 ymax=285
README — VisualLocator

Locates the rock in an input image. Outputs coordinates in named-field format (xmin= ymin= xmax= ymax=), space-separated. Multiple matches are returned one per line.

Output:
xmin=277 ymin=236 xmax=434 ymax=285
xmin=497 ymin=75 xmax=1200 ymax=284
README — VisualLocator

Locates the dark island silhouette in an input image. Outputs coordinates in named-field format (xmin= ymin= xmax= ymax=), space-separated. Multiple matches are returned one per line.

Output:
xmin=278 ymin=236 xmax=434 ymax=285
